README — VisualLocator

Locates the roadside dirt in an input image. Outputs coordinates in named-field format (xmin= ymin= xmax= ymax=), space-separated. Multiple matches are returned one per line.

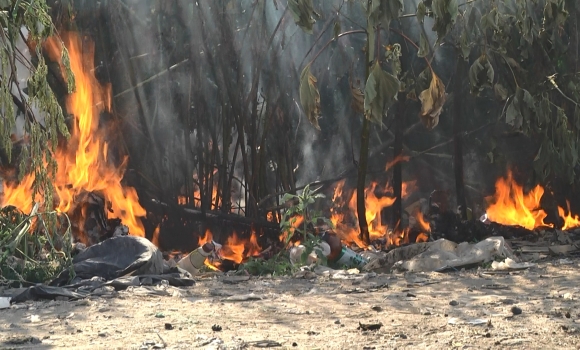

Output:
xmin=2 ymin=259 xmax=580 ymax=349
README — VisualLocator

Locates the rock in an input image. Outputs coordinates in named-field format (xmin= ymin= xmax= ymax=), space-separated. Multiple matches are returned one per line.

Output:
xmin=511 ymin=306 xmax=522 ymax=315
xmin=449 ymin=300 xmax=459 ymax=306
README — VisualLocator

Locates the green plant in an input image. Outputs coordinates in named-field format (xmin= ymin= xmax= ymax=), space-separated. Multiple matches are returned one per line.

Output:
xmin=237 ymin=185 xmax=334 ymax=275
xmin=1 ymin=1 xmax=75 ymax=207
xmin=279 ymin=184 xmax=332 ymax=266
xmin=239 ymin=254 xmax=296 ymax=276
xmin=0 ymin=204 xmax=74 ymax=285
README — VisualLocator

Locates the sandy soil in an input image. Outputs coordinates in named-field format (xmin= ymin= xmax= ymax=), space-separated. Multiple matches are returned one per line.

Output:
xmin=1 ymin=259 xmax=580 ymax=350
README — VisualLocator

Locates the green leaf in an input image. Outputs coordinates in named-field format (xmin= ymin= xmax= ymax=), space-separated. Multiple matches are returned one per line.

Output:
xmin=431 ymin=0 xmax=458 ymax=44
xmin=417 ymin=32 xmax=430 ymax=58
xmin=505 ymin=99 xmax=521 ymax=129
xmin=468 ymin=55 xmax=494 ymax=95
xmin=459 ymin=30 xmax=471 ymax=60
xmin=364 ymin=61 xmax=400 ymax=124
xmin=505 ymin=88 xmax=535 ymax=131
xmin=543 ymin=0 xmax=568 ymax=28
xmin=367 ymin=0 xmax=404 ymax=30
xmin=416 ymin=1 xmax=426 ymax=24
xmin=288 ymin=0 xmax=318 ymax=34
xmin=480 ymin=8 xmax=499 ymax=31
xmin=299 ymin=64 xmax=321 ymax=130
xmin=493 ymin=83 xmax=508 ymax=101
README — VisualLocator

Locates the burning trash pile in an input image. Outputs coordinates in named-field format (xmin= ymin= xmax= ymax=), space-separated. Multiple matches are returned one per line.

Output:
xmin=2 ymin=30 xmax=580 ymax=290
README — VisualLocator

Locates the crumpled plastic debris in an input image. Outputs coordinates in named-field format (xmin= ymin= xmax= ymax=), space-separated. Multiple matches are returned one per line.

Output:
xmin=0 ymin=297 xmax=10 ymax=309
xmin=448 ymin=317 xmax=488 ymax=326
xmin=491 ymin=258 xmax=535 ymax=270
xmin=398 ymin=237 xmax=515 ymax=272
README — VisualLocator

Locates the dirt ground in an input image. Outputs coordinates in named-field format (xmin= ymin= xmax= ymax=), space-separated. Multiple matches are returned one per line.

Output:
xmin=1 ymin=259 xmax=580 ymax=350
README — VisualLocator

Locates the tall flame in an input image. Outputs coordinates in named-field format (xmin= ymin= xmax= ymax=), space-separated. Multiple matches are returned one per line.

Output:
xmin=2 ymin=32 xmax=145 ymax=238
xmin=486 ymin=171 xmax=580 ymax=230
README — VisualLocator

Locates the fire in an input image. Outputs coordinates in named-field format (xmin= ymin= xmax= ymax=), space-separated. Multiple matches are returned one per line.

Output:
xmin=559 ymin=202 xmax=580 ymax=230
xmin=330 ymin=179 xmax=429 ymax=248
xmin=1 ymin=32 xmax=146 ymax=238
xmin=486 ymin=171 xmax=580 ymax=230
xmin=195 ymin=228 xmax=261 ymax=268
xmin=416 ymin=211 xmax=431 ymax=232
xmin=2 ymin=174 xmax=38 ymax=214
xmin=219 ymin=230 xmax=262 ymax=264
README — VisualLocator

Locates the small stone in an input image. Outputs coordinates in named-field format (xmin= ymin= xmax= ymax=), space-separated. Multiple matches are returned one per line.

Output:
xmin=371 ymin=306 xmax=383 ymax=312
xmin=406 ymin=293 xmax=416 ymax=298
xmin=511 ymin=306 xmax=522 ymax=315
xmin=211 ymin=324 xmax=222 ymax=332
xmin=154 ymin=313 xmax=165 ymax=318
xmin=98 ymin=332 xmax=107 ymax=337
xmin=449 ymin=300 xmax=459 ymax=306
xmin=334 ymin=319 xmax=341 ymax=324
xmin=98 ymin=308 xmax=109 ymax=313
xmin=292 ymin=342 xmax=298 ymax=347
xmin=399 ymin=333 xmax=408 ymax=339
xmin=165 ymin=323 xmax=174 ymax=330
xmin=485 ymin=332 xmax=491 ymax=338
xmin=566 ymin=311 xmax=571 ymax=318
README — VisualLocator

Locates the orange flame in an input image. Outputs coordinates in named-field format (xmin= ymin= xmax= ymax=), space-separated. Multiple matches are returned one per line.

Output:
xmin=219 ymin=230 xmax=262 ymax=264
xmin=330 ymin=179 xmax=429 ymax=248
xmin=2 ymin=32 xmax=145 ymax=238
xmin=486 ymin=171 xmax=580 ymax=230
xmin=559 ymin=202 xmax=580 ymax=230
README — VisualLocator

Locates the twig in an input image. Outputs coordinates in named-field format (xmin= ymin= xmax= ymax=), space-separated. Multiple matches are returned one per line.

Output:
xmin=113 ymin=59 xmax=189 ymax=100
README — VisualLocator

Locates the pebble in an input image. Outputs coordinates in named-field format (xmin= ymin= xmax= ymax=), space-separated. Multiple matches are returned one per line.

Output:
xmin=449 ymin=300 xmax=458 ymax=306
xmin=511 ymin=306 xmax=523 ymax=315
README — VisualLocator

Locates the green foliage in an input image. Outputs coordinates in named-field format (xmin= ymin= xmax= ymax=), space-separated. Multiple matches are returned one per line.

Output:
xmin=280 ymin=184 xmax=332 ymax=266
xmin=0 ymin=204 xmax=73 ymax=284
xmin=431 ymin=0 xmax=458 ymax=44
xmin=288 ymin=0 xmax=319 ymax=35
xmin=0 ymin=0 xmax=75 ymax=208
xmin=364 ymin=60 xmax=400 ymax=125
xmin=290 ymin=0 xmax=580 ymax=183
xmin=239 ymin=253 xmax=296 ymax=276
xmin=469 ymin=55 xmax=495 ymax=96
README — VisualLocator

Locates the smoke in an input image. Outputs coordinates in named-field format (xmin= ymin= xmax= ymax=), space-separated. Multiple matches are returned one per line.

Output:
xmin=61 ymin=0 xmax=489 ymax=211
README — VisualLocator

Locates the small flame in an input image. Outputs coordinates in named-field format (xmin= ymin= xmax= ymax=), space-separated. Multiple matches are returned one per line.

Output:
xmin=219 ymin=230 xmax=261 ymax=264
xmin=558 ymin=201 xmax=580 ymax=230
xmin=198 ymin=228 xmax=213 ymax=246
xmin=416 ymin=211 xmax=431 ymax=232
